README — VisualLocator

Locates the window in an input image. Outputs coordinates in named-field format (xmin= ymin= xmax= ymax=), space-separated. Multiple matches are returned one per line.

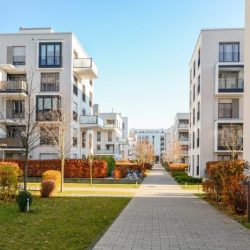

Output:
xmin=73 ymin=128 xmax=77 ymax=147
xmin=73 ymin=102 xmax=78 ymax=121
xmin=82 ymin=108 xmax=86 ymax=116
xmin=197 ymin=128 xmax=200 ymax=148
xmin=89 ymin=92 xmax=93 ymax=107
xmin=198 ymin=48 xmax=201 ymax=68
xmin=217 ymin=123 xmax=243 ymax=150
xmin=108 ymin=131 xmax=112 ymax=142
xmin=193 ymin=60 xmax=196 ymax=77
xmin=193 ymin=84 xmax=195 ymax=102
xmin=97 ymin=144 xmax=101 ymax=150
xmin=36 ymin=95 xmax=61 ymax=121
xmin=13 ymin=46 xmax=25 ymax=65
xmin=218 ymin=68 xmax=244 ymax=92
xmin=82 ymin=131 xmax=86 ymax=148
xmin=196 ymin=155 xmax=200 ymax=176
xmin=82 ymin=85 xmax=86 ymax=102
xmin=40 ymin=127 xmax=59 ymax=146
xmin=90 ymin=80 xmax=93 ymax=86
xmin=6 ymin=100 xmax=24 ymax=118
xmin=97 ymin=131 xmax=101 ymax=142
xmin=41 ymin=73 xmax=59 ymax=91
xmin=197 ymin=75 xmax=200 ymax=94
xmin=88 ymin=133 xmax=92 ymax=149
xmin=219 ymin=43 xmax=240 ymax=62
xmin=218 ymin=99 xmax=239 ymax=118
xmin=193 ymin=108 xmax=195 ymax=125
xmin=197 ymin=102 xmax=200 ymax=121
xmin=193 ymin=131 xmax=195 ymax=149
xmin=218 ymin=155 xmax=231 ymax=161
xmin=73 ymin=76 xmax=78 ymax=96
xmin=39 ymin=42 xmax=62 ymax=67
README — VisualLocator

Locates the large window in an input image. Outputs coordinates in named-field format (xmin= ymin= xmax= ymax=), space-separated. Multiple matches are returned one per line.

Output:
xmin=41 ymin=73 xmax=59 ymax=92
xmin=6 ymin=100 xmax=24 ymax=118
xmin=217 ymin=123 xmax=243 ymax=150
xmin=218 ymin=68 xmax=244 ymax=92
xmin=39 ymin=42 xmax=62 ymax=67
xmin=40 ymin=127 xmax=59 ymax=146
xmin=218 ymin=99 xmax=239 ymax=118
xmin=219 ymin=43 xmax=240 ymax=62
xmin=36 ymin=95 xmax=61 ymax=121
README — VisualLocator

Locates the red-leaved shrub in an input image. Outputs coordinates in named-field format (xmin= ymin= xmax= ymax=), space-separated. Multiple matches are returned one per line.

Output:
xmin=40 ymin=180 xmax=56 ymax=198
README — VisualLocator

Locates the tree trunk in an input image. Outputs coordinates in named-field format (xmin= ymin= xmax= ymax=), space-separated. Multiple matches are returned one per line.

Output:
xmin=24 ymin=153 xmax=28 ymax=191
xmin=60 ymin=156 xmax=64 ymax=192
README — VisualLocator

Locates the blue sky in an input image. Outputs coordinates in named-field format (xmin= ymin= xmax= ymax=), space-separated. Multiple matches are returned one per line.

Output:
xmin=0 ymin=0 xmax=245 ymax=128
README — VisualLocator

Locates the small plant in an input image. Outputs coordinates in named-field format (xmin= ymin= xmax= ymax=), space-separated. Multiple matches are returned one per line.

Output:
xmin=40 ymin=180 xmax=56 ymax=198
xmin=16 ymin=191 xmax=33 ymax=212
xmin=42 ymin=170 xmax=61 ymax=190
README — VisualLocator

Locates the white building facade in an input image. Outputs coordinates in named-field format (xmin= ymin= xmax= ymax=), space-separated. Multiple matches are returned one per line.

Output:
xmin=244 ymin=0 xmax=250 ymax=162
xmin=0 ymin=27 xmax=99 ymax=160
xmin=189 ymin=29 xmax=244 ymax=177
xmin=130 ymin=129 xmax=166 ymax=163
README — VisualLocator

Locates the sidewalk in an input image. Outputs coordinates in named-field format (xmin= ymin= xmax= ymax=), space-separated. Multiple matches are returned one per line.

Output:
xmin=93 ymin=164 xmax=250 ymax=250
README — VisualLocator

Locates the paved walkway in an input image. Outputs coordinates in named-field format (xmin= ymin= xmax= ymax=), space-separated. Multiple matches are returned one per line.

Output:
xmin=93 ymin=164 xmax=250 ymax=250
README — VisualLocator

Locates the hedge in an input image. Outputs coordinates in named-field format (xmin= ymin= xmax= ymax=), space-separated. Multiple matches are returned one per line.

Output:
xmin=3 ymin=159 xmax=108 ymax=178
xmin=169 ymin=163 xmax=188 ymax=172
xmin=203 ymin=160 xmax=247 ymax=214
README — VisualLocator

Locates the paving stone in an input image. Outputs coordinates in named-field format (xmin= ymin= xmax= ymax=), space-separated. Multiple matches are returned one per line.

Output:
xmin=92 ymin=164 xmax=250 ymax=250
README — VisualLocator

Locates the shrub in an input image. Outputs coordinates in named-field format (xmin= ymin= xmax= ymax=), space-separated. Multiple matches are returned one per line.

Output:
xmin=203 ymin=160 xmax=247 ymax=214
xmin=0 ymin=162 xmax=21 ymax=201
xmin=40 ymin=180 xmax=56 ymax=198
xmin=169 ymin=163 xmax=188 ymax=172
xmin=16 ymin=191 xmax=33 ymax=212
xmin=42 ymin=170 xmax=61 ymax=189
xmin=94 ymin=156 xmax=116 ymax=176
xmin=171 ymin=171 xmax=202 ymax=184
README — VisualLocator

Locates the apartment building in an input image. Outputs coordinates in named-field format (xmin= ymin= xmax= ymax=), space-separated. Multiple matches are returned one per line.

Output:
xmin=130 ymin=129 xmax=166 ymax=162
xmin=0 ymin=27 xmax=99 ymax=160
xmin=93 ymin=104 xmax=129 ymax=160
xmin=244 ymin=0 xmax=250 ymax=161
xmin=172 ymin=113 xmax=189 ymax=163
xmin=162 ymin=126 xmax=174 ymax=162
xmin=189 ymin=29 xmax=244 ymax=177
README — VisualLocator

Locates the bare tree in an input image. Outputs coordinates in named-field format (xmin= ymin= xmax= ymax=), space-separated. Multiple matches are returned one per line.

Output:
xmin=135 ymin=140 xmax=154 ymax=169
xmin=39 ymin=103 xmax=73 ymax=192
xmin=173 ymin=141 xmax=182 ymax=163
xmin=220 ymin=124 xmax=243 ymax=161
xmin=0 ymin=69 xmax=40 ymax=191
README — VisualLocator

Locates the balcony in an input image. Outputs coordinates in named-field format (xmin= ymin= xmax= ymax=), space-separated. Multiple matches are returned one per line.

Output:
xmin=103 ymin=124 xmax=116 ymax=130
xmin=94 ymin=149 xmax=115 ymax=155
xmin=79 ymin=115 xmax=103 ymax=129
xmin=215 ymin=64 xmax=244 ymax=95
xmin=73 ymin=58 xmax=98 ymax=79
xmin=0 ymin=137 xmax=23 ymax=148
xmin=178 ymin=124 xmax=189 ymax=129
xmin=0 ymin=81 xmax=27 ymax=96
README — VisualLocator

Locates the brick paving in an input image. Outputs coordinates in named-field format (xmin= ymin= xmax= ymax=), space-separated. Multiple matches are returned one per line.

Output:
xmin=93 ymin=164 xmax=250 ymax=250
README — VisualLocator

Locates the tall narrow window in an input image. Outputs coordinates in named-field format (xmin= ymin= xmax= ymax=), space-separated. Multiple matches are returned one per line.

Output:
xmin=196 ymin=155 xmax=200 ymax=176
xmin=13 ymin=46 xmax=25 ymax=65
xmin=197 ymin=102 xmax=200 ymax=121
xmin=73 ymin=128 xmax=78 ymax=147
xmin=73 ymin=102 xmax=78 ymax=121
xmin=82 ymin=131 xmax=86 ymax=148
xmin=108 ymin=131 xmax=112 ymax=142
xmin=82 ymin=85 xmax=86 ymax=102
xmin=97 ymin=131 xmax=101 ymax=142
xmin=89 ymin=92 xmax=93 ymax=107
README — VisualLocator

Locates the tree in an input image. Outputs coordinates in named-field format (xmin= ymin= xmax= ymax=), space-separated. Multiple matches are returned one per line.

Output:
xmin=135 ymin=140 xmax=154 ymax=169
xmin=0 ymin=69 xmax=40 ymax=191
xmin=220 ymin=124 xmax=243 ymax=161
xmin=38 ymin=102 xmax=73 ymax=192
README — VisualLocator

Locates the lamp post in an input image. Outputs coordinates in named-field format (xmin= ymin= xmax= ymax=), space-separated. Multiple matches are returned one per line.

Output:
xmin=0 ymin=143 xmax=7 ymax=161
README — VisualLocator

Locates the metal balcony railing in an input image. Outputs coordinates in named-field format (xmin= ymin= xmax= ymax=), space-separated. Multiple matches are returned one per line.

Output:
xmin=0 ymin=81 xmax=27 ymax=93
xmin=79 ymin=115 xmax=104 ymax=126
xmin=0 ymin=137 xmax=23 ymax=148
xmin=74 ymin=58 xmax=92 ymax=68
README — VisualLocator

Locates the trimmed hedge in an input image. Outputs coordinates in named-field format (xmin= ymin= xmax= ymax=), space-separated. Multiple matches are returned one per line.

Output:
xmin=169 ymin=163 xmax=188 ymax=172
xmin=3 ymin=159 xmax=108 ymax=178
xmin=171 ymin=171 xmax=202 ymax=185
xmin=94 ymin=156 xmax=116 ymax=176
xmin=203 ymin=160 xmax=247 ymax=214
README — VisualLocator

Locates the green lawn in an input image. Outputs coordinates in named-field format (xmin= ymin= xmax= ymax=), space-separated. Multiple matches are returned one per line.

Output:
xmin=0 ymin=197 xmax=130 ymax=250
xmin=27 ymin=182 xmax=139 ymax=189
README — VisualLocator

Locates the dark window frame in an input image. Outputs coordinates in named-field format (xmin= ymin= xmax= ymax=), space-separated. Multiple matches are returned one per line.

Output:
xmin=39 ymin=42 xmax=62 ymax=68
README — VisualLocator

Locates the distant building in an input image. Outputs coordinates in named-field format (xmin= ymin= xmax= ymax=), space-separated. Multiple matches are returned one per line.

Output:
xmin=130 ymin=128 xmax=166 ymax=162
